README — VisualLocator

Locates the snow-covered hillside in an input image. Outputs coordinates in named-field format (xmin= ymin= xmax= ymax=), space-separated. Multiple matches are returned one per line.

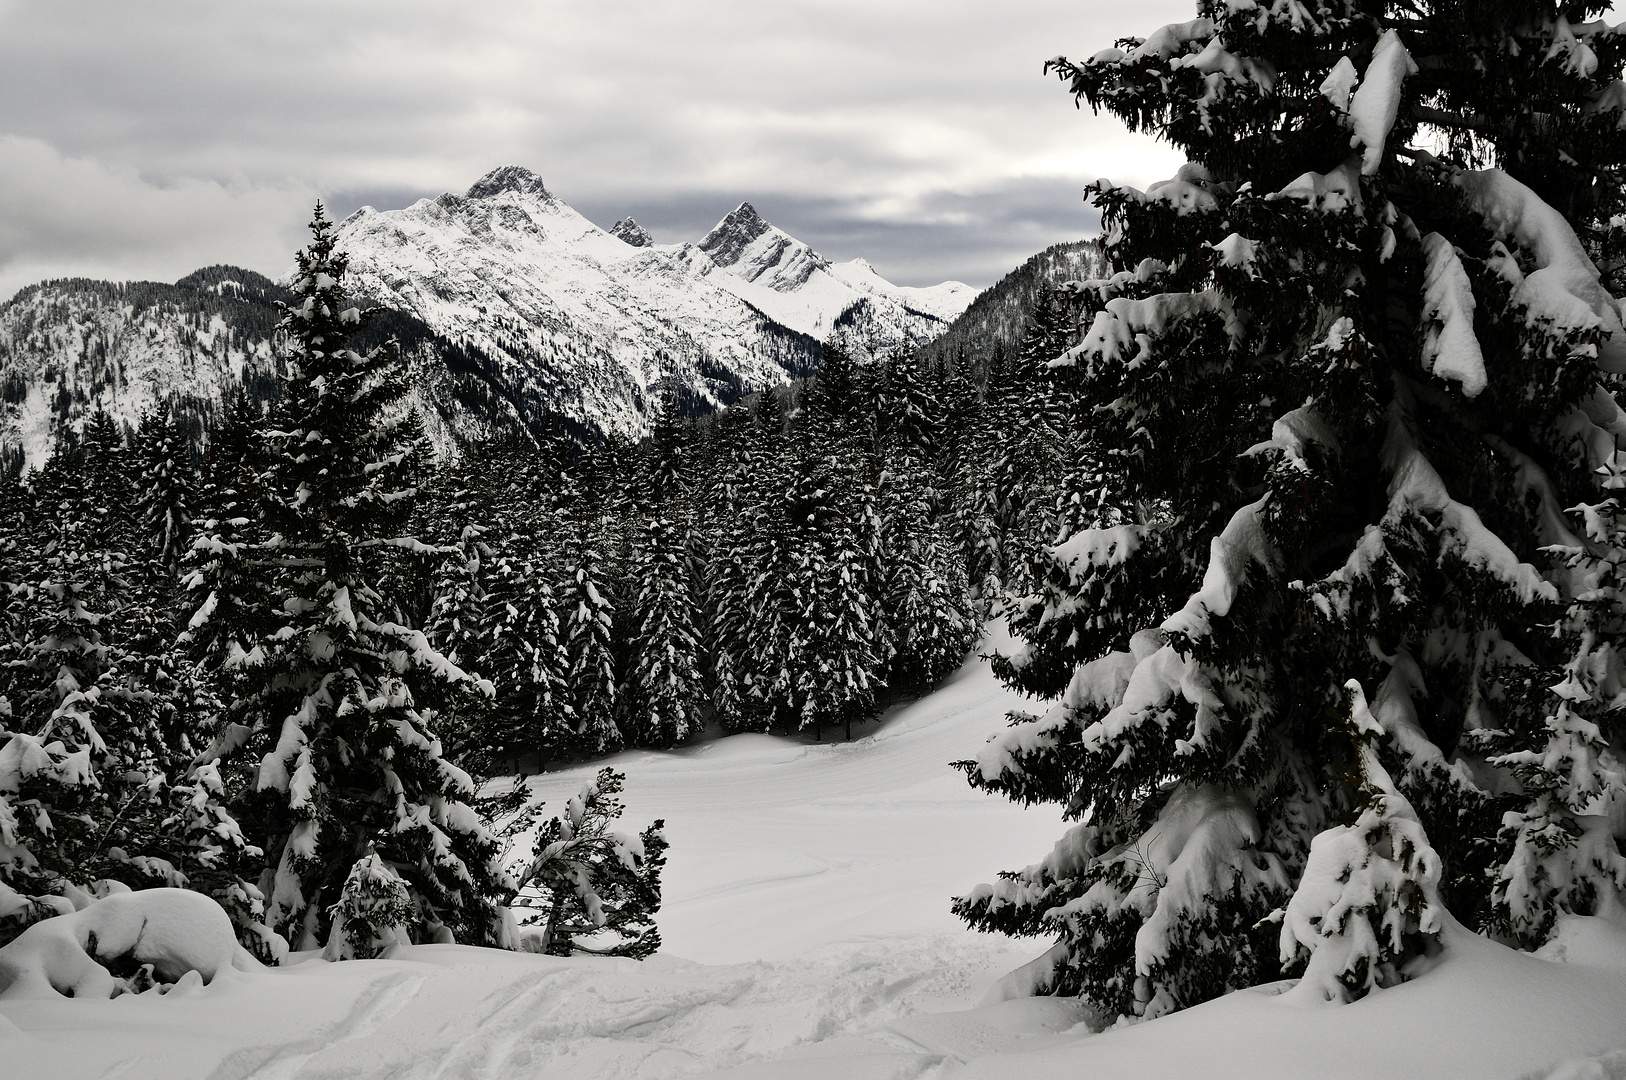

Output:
xmin=698 ymin=201 xmax=974 ymax=345
xmin=0 ymin=268 xmax=536 ymax=469
xmin=5 ymin=633 xmax=1625 ymax=1080
xmin=331 ymin=166 xmax=974 ymax=436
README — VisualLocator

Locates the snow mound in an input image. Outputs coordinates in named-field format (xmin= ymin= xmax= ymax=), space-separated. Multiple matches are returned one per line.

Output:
xmin=1530 ymin=1050 xmax=1626 ymax=1080
xmin=0 ymin=889 xmax=252 ymax=1000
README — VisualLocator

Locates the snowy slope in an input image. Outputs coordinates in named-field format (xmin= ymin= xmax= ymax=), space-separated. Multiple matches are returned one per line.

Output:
xmin=698 ymin=201 xmax=974 ymax=347
xmin=0 ymin=274 xmax=278 ymax=470
xmin=8 ymin=634 xmax=1620 ymax=1080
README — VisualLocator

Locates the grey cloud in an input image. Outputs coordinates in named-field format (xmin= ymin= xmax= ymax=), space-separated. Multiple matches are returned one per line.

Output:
xmin=0 ymin=136 xmax=314 ymax=302
xmin=0 ymin=0 xmax=1192 ymax=299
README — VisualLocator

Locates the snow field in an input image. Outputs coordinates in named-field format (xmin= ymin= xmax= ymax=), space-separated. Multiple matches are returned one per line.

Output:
xmin=0 ymin=632 xmax=1069 ymax=1078
xmin=521 ymin=633 xmax=1058 ymax=965
xmin=5 ymin=631 xmax=1626 ymax=1079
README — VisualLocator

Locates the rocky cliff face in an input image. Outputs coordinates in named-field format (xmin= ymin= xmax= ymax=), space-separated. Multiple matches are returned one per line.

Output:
xmin=610 ymin=218 xmax=655 ymax=248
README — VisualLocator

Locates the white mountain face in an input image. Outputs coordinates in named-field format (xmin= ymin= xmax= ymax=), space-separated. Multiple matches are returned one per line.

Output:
xmin=0 ymin=165 xmax=977 ymax=464
xmin=330 ymin=165 xmax=973 ymax=436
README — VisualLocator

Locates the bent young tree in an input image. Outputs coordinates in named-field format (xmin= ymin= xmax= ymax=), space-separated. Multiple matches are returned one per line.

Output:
xmin=957 ymin=1 xmax=1626 ymax=1019
xmin=504 ymin=768 xmax=667 ymax=958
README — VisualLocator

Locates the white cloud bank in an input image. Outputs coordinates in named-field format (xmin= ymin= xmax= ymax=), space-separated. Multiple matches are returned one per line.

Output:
xmin=0 ymin=137 xmax=315 ymax=302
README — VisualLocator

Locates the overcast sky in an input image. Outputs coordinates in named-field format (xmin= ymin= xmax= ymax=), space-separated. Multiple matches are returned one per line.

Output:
xmin=0 ymin=0 xmax=1201 ymax=301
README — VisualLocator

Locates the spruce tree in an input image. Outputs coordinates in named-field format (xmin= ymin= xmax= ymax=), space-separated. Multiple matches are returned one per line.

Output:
xmin=784 ymin=456 xmax=883 ymax=740
xmin=134 ymin=400 xmax=195 ymax=573
xmin=0 ymin=455 xmax=257 ymax=948
xmin=558 ymin=545 xmax=623 ymax=756
xmin=504 ymin=768 xmax=667 ymax=958
xmin=699 ymin=399 xmax=781 ymax=733
xmin=622 ymin=516 xmax=705 ymax=747
xmin=191 ymin=206 xmax=508 ymax=952
xmin=957 ymin=1 xmax=1626 ymax=1020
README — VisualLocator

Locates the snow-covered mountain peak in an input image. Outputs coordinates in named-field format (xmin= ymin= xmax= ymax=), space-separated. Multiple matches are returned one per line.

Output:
xmin=700 ymin=202 xmax=774 ymax=264
xmin=466 ymin=164 xmax=550 ymax=201
xmin=611 ymin=218 xmax=655 ymax=248
xmin=700 ymin=203 xmax=828 ymax=293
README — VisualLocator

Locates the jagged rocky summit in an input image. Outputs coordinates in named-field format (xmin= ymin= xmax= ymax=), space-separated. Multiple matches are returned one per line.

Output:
xmin=0 ymin=164 xmax=976 ymax=464
xmin=610 ymin=218 xmax=655 ymax=248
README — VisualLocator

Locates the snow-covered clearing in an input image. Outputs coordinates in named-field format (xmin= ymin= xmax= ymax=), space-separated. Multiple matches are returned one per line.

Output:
xmin=4 ymin=631 xmax=1626 ymax=1079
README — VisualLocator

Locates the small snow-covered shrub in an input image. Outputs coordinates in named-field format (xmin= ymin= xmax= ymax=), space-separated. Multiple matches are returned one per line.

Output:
xmin=499 ymin=768 xmax=667 ymax=958
xmin=1279 ymin=682 xmax=1445 ymax=1002
xmin=323 ymin=853 xmax=414 ymax=961
xmin=0 ymin=888 xmax=251 ymax=1000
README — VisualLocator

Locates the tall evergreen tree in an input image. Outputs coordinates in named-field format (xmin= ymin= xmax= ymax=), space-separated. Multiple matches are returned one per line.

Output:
xmin=190 ymin=206 xmax=508 ymax=952
xmin=622 ymin=516 xmax=705 ymax=748
xmin=957 ymin=0 xmax=1626 ymax=1021
xmin=134 ymin=400 xmax=195 ymax=573
xmin=784 ymin=457 xmax=883 ymax=740
xmin=558 ymin=545 xmax=623 ymax=756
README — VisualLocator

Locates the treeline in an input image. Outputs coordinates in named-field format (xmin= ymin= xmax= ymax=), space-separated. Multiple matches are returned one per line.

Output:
xmin=360 ymin=297 xmax=1096 ymax=771
xmin=0 ymin=299 xmax=1102 ymax=781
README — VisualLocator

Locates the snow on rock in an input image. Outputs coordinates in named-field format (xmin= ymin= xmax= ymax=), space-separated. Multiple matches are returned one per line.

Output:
xmin=1419 ymin=232 xmax=1487 ymax=397
xmin=1347 ymin=29 xmax=1417 ymax=175
xmin=609 ymin=217 xmax=654 ymax=248
xmin=697 ymin=201 xmax=973 ymax=347
xmin=326 ymin=173 xmax=974 ymax=438
xmin=0 ymin=889 xmax=251 ymax=1000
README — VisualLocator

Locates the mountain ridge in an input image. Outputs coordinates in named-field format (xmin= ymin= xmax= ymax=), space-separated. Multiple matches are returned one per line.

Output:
xmin=0 ymin=164 xmax=977 ymax=466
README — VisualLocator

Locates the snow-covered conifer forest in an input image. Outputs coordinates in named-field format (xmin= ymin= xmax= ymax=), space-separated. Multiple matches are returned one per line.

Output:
xmin=7 ymin=0 xmax=1626 ymax=1076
